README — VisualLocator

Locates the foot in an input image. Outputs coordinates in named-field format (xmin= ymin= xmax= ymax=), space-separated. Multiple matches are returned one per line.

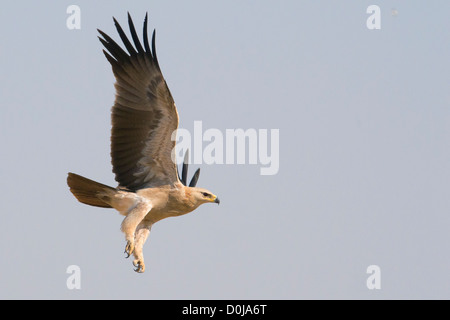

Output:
xmin=124 ymin=240 xmax=134 ymax=258
xmin=133 ymin=258 xmax=145 ymax=273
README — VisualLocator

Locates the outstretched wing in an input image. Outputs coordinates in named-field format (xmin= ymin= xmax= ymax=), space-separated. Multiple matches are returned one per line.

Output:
xmin=98 ymin=13 xmax=180 ymax=190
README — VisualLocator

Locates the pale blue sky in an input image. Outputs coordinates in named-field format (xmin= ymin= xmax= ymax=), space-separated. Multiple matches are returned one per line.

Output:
xmin=0 ymin=1 xmax=449 ymax=299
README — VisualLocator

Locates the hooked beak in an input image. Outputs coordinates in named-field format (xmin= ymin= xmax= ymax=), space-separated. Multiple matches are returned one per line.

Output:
xmin=214 ymin=196 xmax=220 ymax=205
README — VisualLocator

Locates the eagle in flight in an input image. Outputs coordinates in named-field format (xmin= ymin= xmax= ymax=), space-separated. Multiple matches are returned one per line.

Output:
xmin=67 ymin=13 xmax=219 ymax=273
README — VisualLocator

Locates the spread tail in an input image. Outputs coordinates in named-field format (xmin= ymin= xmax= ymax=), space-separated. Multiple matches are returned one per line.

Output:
xmin=67 ymin=172 xmax=114 ymax=208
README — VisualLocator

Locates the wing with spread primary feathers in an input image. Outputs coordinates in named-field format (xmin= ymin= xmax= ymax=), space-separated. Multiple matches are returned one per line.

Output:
xmin=98 ymin=13 xmax=179 ymax=190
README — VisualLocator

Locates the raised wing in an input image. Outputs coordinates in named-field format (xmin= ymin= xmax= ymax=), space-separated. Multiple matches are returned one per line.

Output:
xmin=98 ymin=13 xmax=179 ymax=190
xmin=177 ymin=149 xmax=201 ymax=187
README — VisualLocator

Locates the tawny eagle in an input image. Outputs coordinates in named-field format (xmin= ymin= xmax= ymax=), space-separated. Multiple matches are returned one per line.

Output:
xmin=67 ymin=13 xmax=219 ymax=273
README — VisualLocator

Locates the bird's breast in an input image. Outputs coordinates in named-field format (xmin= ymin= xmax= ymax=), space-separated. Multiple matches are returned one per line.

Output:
xmin=137 ymin=186 xmax=194 ymax=223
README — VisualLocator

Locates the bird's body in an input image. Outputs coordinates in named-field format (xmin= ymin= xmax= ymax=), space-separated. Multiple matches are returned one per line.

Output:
xmin=67 ymin=13 xmax=219 ymax=273
xmin=104 ymin=182 xmax=214 ymax=221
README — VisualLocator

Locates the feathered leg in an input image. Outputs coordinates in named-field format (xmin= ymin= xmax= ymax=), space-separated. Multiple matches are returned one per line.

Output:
xmin=132 ymin=221 xmax=153 ymax=273
xmin=120 ymin=198 xmax=152 ymax=258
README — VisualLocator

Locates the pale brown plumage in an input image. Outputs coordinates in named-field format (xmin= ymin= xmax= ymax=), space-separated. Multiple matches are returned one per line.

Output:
xmin=67 ymin=13 xmax=219 ymax=273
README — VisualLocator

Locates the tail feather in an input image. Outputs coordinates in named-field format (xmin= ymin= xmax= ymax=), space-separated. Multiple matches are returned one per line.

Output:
xmin=67 ymin=172 xmax=114 ymax=208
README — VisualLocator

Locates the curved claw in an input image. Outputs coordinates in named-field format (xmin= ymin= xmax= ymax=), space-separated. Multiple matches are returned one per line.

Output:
xmin=133 ymin=259 xmax=145 ymax=273
xmin=124 ymin=240 xmax=134 ymax=258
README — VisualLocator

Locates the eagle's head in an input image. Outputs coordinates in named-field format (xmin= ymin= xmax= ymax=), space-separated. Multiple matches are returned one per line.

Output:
xmin=177 ymin=149 xmax=220 ymax=207
xmin=191 ymin=187 xmax=220 ymax=205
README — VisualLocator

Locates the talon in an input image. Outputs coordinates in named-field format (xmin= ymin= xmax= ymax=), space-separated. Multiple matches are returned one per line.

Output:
xmin=124 ymin=240 xmax=134 ymax=258
xmin=133 ymin=259 xmax=145 ymax=273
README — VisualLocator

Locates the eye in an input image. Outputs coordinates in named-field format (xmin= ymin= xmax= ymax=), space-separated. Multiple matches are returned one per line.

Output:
xmin=202 ymin=192 xmax=209 ymax=197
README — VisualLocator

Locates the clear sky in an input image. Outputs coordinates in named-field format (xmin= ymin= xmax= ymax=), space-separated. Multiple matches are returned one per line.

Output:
xmin=0 ymin=0 xmax=449 ymax=299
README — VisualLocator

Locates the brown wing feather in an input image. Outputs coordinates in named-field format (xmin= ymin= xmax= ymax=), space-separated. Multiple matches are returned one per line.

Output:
xmin=98 ymin=13 xmax=179 ymax=190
